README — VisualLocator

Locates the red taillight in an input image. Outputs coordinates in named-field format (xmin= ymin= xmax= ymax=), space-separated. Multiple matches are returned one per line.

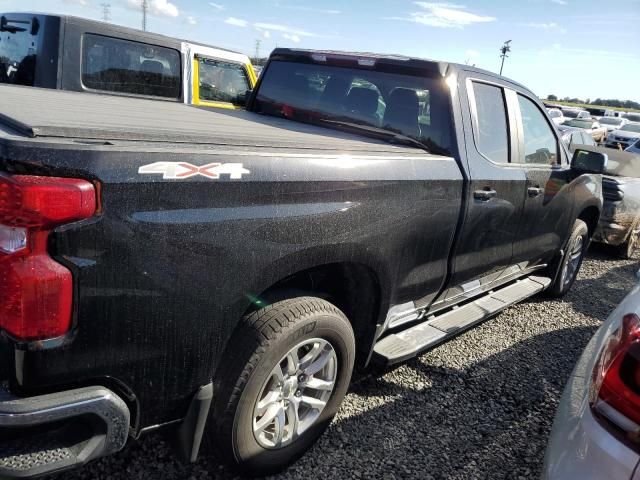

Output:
xmin=591 ymin=313 xmax=640 ymax=433
xmin=0 ymin=174 xmax=96 ymax=341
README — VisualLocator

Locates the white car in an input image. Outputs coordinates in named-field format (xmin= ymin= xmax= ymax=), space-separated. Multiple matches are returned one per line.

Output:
xmin=606 ymin=123 xmax=640 ymax=149
xmin=562 ymin=108 xmax=591 ymax=120
xmin=599 ymin=116 xmax=629 ymax=133
xmin=547 ymin=108 xmax=566 ymax=126
xmin=544 ymin=279 xmax=640 ymax=479
xmin=626 ymin=138 xmax=640 ymax=154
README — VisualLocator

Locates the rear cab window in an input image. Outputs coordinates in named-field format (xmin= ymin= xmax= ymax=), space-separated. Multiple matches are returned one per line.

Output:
xmin=195 ymin=56 xmax=251 ymax=108
xmin=82 ymin=34 xmax=181 ymax=99
xmin=253 ymin=59 xmax=454 ymax=155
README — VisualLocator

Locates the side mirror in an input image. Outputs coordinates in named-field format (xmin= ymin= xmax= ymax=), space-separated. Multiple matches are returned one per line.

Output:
xmin=571 ymin=149 xmax=607 ymax=174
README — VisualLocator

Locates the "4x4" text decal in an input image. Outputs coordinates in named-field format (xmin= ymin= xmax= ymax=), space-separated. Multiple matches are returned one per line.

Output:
xmin=138 ymin=162 xmax=250 ymax=180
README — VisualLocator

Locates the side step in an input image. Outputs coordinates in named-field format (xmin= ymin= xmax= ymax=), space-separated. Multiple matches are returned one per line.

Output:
xmin=373 ymin=276 xmax=551 ymax=366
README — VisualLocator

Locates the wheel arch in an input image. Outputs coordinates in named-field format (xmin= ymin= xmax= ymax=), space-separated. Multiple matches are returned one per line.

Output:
xmin=242 ymin=261 xmax=384 ymax=366
xmin=577 ymin=205 xmax=601 ymax=239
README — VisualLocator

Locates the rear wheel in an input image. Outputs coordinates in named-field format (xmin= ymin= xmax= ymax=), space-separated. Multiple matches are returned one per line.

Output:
xmin=209 ymin=297 xmax=355 ymax=475
xmin=547 ymin=219 xmax=589 ymax=297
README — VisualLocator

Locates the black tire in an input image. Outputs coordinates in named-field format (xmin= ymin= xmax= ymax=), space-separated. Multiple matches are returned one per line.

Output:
xmin=547 ymin=219 xmax=589 ymax=297
xmin=209 ymin=297 xmax=355 ymax=476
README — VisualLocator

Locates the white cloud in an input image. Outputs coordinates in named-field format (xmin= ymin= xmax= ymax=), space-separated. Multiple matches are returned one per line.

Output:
xmin=126 ymin=0 xmax=179 ymax=18
xmin=551 ymin=0 xmax=567 ymax=4
xmin=186 ymin=16 xmax=196 ymax=25
xmin=282 ymin=33 xmax=301 ymax=43
xmin=253 ymin=22 xmax=316 ymax=37
xmin=209 ymin=2 xmax=225 ymax=10
xmin=388 ymin=2 xmax=495 ymax=28
xmin=63 ymin=0 xmax=90 ymax=5
xmin=280 ymin=6 xmax=341 ymax=14
xmin=263 ymin=30 xmax=271 ymax=39
xmin=225 ymin=16 xmax=248 ymax=27
xmin=525 ymin=22 xmax=558 ymax=29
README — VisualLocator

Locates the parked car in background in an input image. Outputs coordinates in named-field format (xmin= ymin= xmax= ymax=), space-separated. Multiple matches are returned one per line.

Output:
xmin=0 ymin=13 xmax=256 ymax=109
xmin=627 ymin=139 xmax=640 ymax=154
xmin=562 ymin=108 xmax=591 ymax=120
xmin=623 ymin=113 xmax=640 ymax=123
xmin=593 ymin=150 xmax=640 ymax=258
xmin=563 ymin=118 xmax=608 ymax=143
xmin=599 ymin=116 xmax=629 ymax=133
xmin=585 ymin=106 xmax=615 ymax=119
xmin=558 ymin=125 xmax=597 ymax=149
xmin=614 ymin=111 xmax=628 ymax=118
xmin=544 ymin=278 xmax=640 ymax=479
xmin=547 ymin=108 xmax=566 ymax=126
xmin=606 ymin=123 xmax=640 ymax=150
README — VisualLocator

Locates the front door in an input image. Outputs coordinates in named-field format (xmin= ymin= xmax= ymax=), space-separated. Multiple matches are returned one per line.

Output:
xmin=509 ymin=93 xmax=575 ymax=268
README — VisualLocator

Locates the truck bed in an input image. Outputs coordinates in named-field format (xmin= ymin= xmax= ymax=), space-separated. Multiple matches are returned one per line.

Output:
xmin=0 ymin=84 xmax=420 ymax=155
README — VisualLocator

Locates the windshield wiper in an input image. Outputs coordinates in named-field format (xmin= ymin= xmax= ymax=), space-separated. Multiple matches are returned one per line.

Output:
xmin=316 ymin=118 xmax=433 ymax=153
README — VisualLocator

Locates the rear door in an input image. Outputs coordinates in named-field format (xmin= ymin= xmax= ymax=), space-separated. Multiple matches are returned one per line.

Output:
xmin=509 ymin=92 xmax=575 ymax=268
xmin=432 ymin=74 xmax=526 ymax=308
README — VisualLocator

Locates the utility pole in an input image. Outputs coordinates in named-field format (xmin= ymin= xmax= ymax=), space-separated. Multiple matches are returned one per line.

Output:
xmin=141 ymin=0 xmax=148 ymax=31
xmin=254 ymin=39 xmax=261 ymax=63
xmin=100 ymin=3 xmax=111 ymax=22
xmin=499 ymin=40 xmax=512 ymax=76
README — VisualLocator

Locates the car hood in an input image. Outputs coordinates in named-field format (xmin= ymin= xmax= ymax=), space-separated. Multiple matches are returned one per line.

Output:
xmin=611 ymin=130 xmax=640 ymax=139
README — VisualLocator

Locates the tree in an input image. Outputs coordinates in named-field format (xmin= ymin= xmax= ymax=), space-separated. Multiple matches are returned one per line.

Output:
xmin=547 ymin=94 xmax=558 ymax=101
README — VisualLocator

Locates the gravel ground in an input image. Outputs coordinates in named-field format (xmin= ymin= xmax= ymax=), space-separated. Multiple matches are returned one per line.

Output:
xmin=55 ymin=245 xmax=639 ymax=480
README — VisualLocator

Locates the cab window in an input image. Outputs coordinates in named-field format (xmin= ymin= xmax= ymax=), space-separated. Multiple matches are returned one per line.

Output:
xmin=472 ymin=82 xmax=510 ymax=164
xmin=82 ymin=34 xmax=181 ymax=99
xmin=517 ymin=95 xmax=558 ymax=165
xmin=198 ymin=58 xmax=250 ymax=103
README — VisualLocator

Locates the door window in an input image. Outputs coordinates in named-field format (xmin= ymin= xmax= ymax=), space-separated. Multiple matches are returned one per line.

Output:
xmin=517 ymin=95 xmax=558 ymax=165
xmin=82 ymin=34 xmax=181 ymax=98
xmin=0 ymin=15 xmax=41 ymax=86
xmin=198 ymin=58 xmax=250 ymax=103
xmin=472 ymin=82 xmax=509 ymax=163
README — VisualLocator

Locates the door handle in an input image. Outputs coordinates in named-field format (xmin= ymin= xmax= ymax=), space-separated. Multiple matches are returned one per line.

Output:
xmin=527 ymin=186 xmax=542 ymax=197
xmin=473 ymin=189 xmax=497 ymax=201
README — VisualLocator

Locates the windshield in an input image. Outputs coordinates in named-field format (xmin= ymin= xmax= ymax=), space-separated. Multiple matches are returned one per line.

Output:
xmin=564 ymin=119 xmax=592 ymax=128
xmin=253 ymin=60 xmax=453 ymax=154
xmin=622 ymin=124 xmax=640 ymax=133
xmin=563 ymin=110 xmax=580 ymax=118
xmin=626 ymin=114 xmax=640 ymax=122
xmin=599 ymin=117 xmax=621 ymax=125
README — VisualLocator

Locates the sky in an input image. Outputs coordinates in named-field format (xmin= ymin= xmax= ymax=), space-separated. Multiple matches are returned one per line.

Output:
xmin=1 ymin=0 xmax=639 ymax=103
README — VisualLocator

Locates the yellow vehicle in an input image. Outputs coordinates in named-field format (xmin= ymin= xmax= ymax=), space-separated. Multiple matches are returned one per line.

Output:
xmin=184 ymin=43 xmax=257 ymax=110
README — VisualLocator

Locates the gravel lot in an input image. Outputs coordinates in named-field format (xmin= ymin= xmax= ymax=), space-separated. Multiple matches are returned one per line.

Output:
xmin=55 ymin=245 xmax=639 ymax=480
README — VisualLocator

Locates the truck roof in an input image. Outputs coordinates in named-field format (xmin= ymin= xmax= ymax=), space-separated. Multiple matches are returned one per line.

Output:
xmin=1 ymin=12 xmax=246 ymax=57
xmin=0 ymin=85 xmax=422 ymax=154
xmin=267 ymin=48 xmax=535 ymax=97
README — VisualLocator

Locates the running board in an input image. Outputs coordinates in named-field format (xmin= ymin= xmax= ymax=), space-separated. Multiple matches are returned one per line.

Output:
xmin=373 ymin=276 xmax=551 ymax=366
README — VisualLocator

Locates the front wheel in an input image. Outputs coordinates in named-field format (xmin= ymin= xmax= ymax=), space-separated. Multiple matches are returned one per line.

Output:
xmin=209 ymin=297 xmax=355 ymax=475
xmin=547 ymin=219 xmax=589 ymax=297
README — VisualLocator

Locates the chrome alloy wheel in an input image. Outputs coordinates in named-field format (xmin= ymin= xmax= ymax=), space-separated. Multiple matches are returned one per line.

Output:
xmin=563 ymin=234 xmax=584 ymax=288
xmin=252 ymin=338 xmax=338 ymax=449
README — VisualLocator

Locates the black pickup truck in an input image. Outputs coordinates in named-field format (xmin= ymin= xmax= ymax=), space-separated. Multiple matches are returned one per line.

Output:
xmin=0 ymin=49 xmax=605 ymax=478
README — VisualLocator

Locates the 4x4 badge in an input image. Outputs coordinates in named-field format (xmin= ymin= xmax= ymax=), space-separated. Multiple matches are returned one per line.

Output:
xmin=138 ymin=162 xmax=250 ymax=180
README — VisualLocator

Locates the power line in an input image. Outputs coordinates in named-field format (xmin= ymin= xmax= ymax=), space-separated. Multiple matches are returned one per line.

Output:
xmin=141 ymin=0 xmax=149 ymax=31
xmin=100 ymin=3 xmax=111 ymax=22
xmin=499 ymin=40 xmax=512 ymax=76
